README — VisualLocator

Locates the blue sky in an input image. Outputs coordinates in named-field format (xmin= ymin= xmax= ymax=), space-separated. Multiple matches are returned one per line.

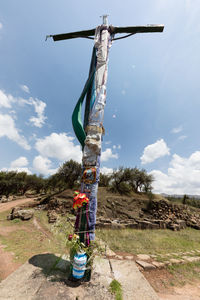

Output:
xmin=0 ymin=0 xmax=200 ymax=194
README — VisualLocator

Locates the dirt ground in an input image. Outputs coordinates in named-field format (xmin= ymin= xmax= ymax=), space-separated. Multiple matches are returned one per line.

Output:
xmin=0 ymin=243 xmax=21 ymax=280
xmin=0 ymin=197 xmax=36 ymax=213
xmin=0 ymin=198 xmax=37 ymax=281
xmin=1 ymin=198 xmax=200 ymax=299
xmin=143 ymin=268 xmax=200 ymax=300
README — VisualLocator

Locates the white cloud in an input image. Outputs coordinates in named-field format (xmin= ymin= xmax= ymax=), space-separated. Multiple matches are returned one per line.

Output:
xmin=105 ymin=141 xmax=111 ymax=145
xmin=171 ymin=126 xmax=183 ymax=134
xmin=112 ymin=145 xmax=121 ymax=150
xmin=20 ymin=85 xmax=30 ymax=94
xmin=0 ymin=23 xmax=2 ymax=30
xmin=151 ymin=151 xmax=200 ymax=194
xmin=0 ymin=90 xmax=15 ymax=108
xmin=33 ymin=155 xmax=57 ymax=176
xmin=141 ymin=139 xmax=170 ymax=165
xmin=178 ymin=135 xmax=187 ymax=141
xmin=101 ymin=148 xmax=118 ymax=162
xmin=0 ymin=114 xmax=30 ymax=150
xmin=19 ymin=97 xmax=47 ymax=128
xmin=101 ymin=166 xmax=113 ymax=175
xmin=11 ymin=156 xmax=28 ymax=168
xmin=2 ymin=156 xmax=31 ymax=174
xmin=1 ymin=167 xmax=32 ymax=175
xmin=35 ymin=132 xmax=82 ymax=163
xmin=112 ymin=114 xmax=116 ymax=118
xmin=0 ymin=89 xmax=46 ymax=128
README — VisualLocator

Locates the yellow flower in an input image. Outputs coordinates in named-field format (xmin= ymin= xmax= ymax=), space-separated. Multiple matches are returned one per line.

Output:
xmin=73 ymin=234 xmax=79 ymax=239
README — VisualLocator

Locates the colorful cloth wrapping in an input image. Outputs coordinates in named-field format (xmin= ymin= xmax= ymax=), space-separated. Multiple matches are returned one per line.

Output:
xmin=74 ymin=25 xmax=113 ymax=244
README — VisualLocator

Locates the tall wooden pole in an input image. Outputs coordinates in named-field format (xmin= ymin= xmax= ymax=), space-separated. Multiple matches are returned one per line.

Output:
xmin=47 ymin=17 xmax=164 ymax=246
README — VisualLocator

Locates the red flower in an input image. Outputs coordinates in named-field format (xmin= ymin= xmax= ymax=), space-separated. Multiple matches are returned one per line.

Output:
xmin=73 ymin=192 xmax=89 ymax=209
xmin=68 ymin=234 xmax=73 ymax=241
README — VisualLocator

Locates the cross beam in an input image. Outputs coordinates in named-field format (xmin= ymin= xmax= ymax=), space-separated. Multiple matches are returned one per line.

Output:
xmin=47 ymin=24 xmax=164 ymax=41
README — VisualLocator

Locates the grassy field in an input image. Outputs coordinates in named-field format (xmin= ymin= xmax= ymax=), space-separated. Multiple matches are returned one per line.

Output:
xmin=0 ymin=210 xmax=72 ymax=264
xmin=2 ymin=208 xmax=200 ymax=261
xmin=96 ymin=227 xmax=200 ymax=256
xmin=2 ymin=207 xmax=200 ymax=288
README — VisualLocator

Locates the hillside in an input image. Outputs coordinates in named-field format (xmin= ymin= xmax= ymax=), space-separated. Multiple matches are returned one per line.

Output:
xmin=41 ymin=188 xmax=157 ymax=219
xmin=40 ymin=188 xmax=200 ymax=231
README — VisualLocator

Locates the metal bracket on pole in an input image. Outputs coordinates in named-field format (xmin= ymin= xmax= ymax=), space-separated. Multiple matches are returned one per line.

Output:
xmin=100 ymin=15 xmax=109 ymax=26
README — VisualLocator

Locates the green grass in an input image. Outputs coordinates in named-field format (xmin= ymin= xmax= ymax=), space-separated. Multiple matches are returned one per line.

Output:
xmin=0 ymin=210 xmax=72 ymax=264
xmin=96 ymin=228 xmax=200 ymax=255
xmin=167 ymin=261 xmax=200 ymax=286
xmin=109 ymin=279 xmax=123 ymax=300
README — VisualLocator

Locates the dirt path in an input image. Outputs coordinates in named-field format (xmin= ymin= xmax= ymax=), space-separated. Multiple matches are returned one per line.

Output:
xmin=158 ymin=284 xmax=200 ymax=300
xmin=144 ymin=269 xmax=200 ymax=300
xmin=0 ymin=244 xmax=21 ymax=281
xmin=0 ymin=198 xmax=37 ymax=281
xmin=0 ymin=198 xmax=36 ymax=213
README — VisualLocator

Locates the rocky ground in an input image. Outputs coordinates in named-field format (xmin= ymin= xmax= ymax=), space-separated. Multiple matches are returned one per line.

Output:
xmin=41 ymin=188 xmax=200 ymax=232
xmin=1 ymin=193 xmax=200 ymax=299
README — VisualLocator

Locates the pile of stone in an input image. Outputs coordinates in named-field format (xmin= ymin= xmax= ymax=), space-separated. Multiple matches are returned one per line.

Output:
xmin=148 ymin=199 xmax=200 ymax=230
xmin=42 ymin=196 xmax=200 ymax=231
xmin=46 ymin=197 xmax=73 ymax=215
xmin=47 ymin=210 xmax=58 ymax=223
xmin=95 ymin=217 xmax=187 ymax=231
xmin=0 ymin=195 xmax=17 ymax=203
xmin=7 ymin=207 xmax=34 ymax=221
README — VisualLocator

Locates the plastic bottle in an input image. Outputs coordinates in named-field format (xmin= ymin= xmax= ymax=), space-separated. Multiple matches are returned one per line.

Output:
xmin=72 ymin=252 xmax=87 ymax=279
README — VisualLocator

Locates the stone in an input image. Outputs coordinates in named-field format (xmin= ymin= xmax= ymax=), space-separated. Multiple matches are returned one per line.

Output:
xmin=169 ymin=258 xmax=182 ymax=264
xmin=115 ymin=255 xmax=123 ymax=260
xmin=155 ymin=220 xmax=166 ymax=229
xmin=0 ymin=195 xmax=8 ymax=203
xmin=150 ymin=255 xmax=157 ymax=259
xmin=164 ymin=261 xmax=172 ymax=266
xmin=126 ymin=222 xmax=138 ymax=229
xmin=183 ymin=256 xmax=200 ymax=263
xmin=124 ymin=255 xmax=133 ymax=260
xmin=7 ymin=208 xmax=34 ymax=221
xmin=138 ymin=221 xmax=158 ymax=230
xmin=175 ymin=220 xmax=186 ymax=229
xmin=151 ymin=261 xmax=165 ymax=269
xmin=47 ymin=211 xmax=57 ymax=223
xmin=18 ymin=209 xmax=34 ymax=220
xmin=136 ymin=260 xmax=156 ymax=270
xmin=0 ymin=255 xmax=115 ymax=300
xmin=137 ymin=254 xmax=151 ymax=261
xmin=167 ymin=223 xmax=180 ymax=231
xmin=106 ymin=248 xmax=116 ymax=256
xmin=111 ymin=259 xmax=159 ymax=300
xmin=98 ymin=218 xmax=111 ymax=224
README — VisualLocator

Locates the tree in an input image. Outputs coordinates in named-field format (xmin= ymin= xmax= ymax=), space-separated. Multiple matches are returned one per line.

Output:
xmin=110 ymin=166 xmax=154 ymax=195
xmin=57 ymin=160 xmax=81 ymax=189
xmin=110 ymin=167 xmax=132 ymax=194
xmin=47 ymin=173 xmax=66 ymax=192
xmin=99 ymin=173 xmax=111 ymax=187
xmin=183 ymin=194 xmax=188 ymax=205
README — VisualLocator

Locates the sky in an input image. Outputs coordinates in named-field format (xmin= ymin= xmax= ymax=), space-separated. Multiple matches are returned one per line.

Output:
xmin=0 ymin=0 xmax=200 ymax=195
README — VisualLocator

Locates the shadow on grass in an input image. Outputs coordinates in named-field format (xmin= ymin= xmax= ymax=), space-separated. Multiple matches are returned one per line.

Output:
xmin=29 ymin=253 xmax=82 ymax=287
